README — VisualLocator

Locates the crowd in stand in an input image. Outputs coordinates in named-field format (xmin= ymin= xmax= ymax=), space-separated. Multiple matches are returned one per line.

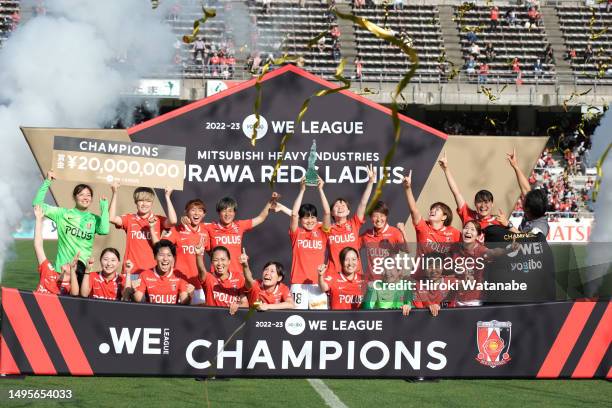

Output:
xmin=513 ymin=144 xmax=595 ymax=218
xmin=186 ymin=35 xmax=237 ymax=79
xmin=462 ymin=3 xmax=553 ymax=85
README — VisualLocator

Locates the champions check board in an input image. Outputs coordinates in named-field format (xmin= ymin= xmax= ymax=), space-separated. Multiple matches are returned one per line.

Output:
xmin=51 ymin=136 xmax=186 ymax=190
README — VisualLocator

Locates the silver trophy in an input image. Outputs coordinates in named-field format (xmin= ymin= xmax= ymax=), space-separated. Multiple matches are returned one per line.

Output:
xmin=304 ymin=140 xmax=319 ymax=187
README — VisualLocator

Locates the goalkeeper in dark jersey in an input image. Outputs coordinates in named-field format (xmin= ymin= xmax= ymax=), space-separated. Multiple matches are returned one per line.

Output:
xmin=32 ymin=170 xmax=109 ymax=270
xmin=362 ymin=261 xmax=414 ymax=316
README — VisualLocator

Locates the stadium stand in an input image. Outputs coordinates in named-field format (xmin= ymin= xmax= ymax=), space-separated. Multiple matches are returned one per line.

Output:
xmin=0 ymin=0 xmax=20 ymax=48
xmin=169 ymin=1 xmax=239 ymax=79
xmin=248 ymin=0 xmax=339 ymax=78
xmin=513 ymin=146 xmax=596 ymax=220
xmin=352 ymin=4 xmax=446 ymax=83
xmin=556 ymin=4 xmax=612 ymax=84
xmin=170 ymin=0 xmax=338 ymax=79
xmin=454 ymin=4 xmax=556 ymax=84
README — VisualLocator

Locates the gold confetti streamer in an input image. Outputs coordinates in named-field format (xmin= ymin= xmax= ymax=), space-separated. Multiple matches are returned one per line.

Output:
xmin=563 ymin=89 xmax=592 ymax=112
xmin=332 ymin=8 xmax=419 ymax=213
xmin=453 ymin=2 xmax=475 ymax=25
xmin=480 ymin=84 xmax=507 ymax=103
xmin=269 ymin=58 xmax=351 ymax=187
xmin=251 ymin=54 xmax=299 ymax=146
xmin=182 ymin=8 xmax=216 ymax=44
xmin=485 ymin=110 xmax=511 ymax=128
xmin=588 ymin=7 xmax=608 ymax=40
xmin=358 ymin=87 xmax=379 ymax=96
xmin=306 ymin=30 xmax=328 ymax=49
xmin=592 ymin=142 xmax=611 ymax=202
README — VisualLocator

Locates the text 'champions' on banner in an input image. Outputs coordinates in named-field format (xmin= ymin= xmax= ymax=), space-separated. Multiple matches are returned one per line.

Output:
xmin=51 ymin=136 xmax=186 ymax=190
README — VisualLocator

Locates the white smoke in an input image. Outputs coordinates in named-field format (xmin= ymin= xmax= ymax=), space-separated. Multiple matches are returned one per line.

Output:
xmin=0 ymin=0 xmax=176 ymax=279
xmin=585 ymin=111 xmax=611 ymax=295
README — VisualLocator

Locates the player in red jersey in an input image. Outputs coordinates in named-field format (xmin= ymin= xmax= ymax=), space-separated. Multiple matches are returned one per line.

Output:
xmin=413 ymin=252 xmax=456 ymax=316
xmin=452 ymin=220 xmax=518 ymax=306
xmin=318 ymin=247 xmax=365 ymax=310
xmin=159 ymin=199 xmax=210 ymax=297
xmin=402 ymin=169 xmax=460 ymax=254
xmin=197 ymin=246 xmax=248 ymax=312
xmin=204 ymin=192 xmax=279 ymax=274
xmin=289 ymin=176 xmax=331 ymax=309
xmin=438 ymin=151 xmax=501 ymax=231
xmin=239 ymin=249 xmax=294 ymax=310
xmin=109 ymin=183 xmax=177 ymax=275
xmin=33 ymin=205 xmax=79 ymax=296
xmin=80 ymin=248 xmax=129 ymax=301
xmin=133 ymin=240 xmax=190 ymax=305
xmin=326 ymin=165 xmax=375 ymax=275
xmin=360 ymin=200 xmax=406 ymax=282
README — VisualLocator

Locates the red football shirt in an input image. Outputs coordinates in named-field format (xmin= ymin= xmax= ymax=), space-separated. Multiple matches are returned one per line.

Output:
xmin=137 ymin=269 xmax=188 ymax=304
xmin=87 ymin=272 xmax=125 ymax=300
xmin=327 ymin=214 xmax=364 ymax=275
xmin=413 ymin=276 xmax=458 ymax=308
xmin=118 ymin=213 xmax=167 ymax=274
xmin=289 ymin=223 xmax=328 ymax=284
xmin=324 ymin=273 xmax=365 ymax=310
xmin=201 ymin=270 xmax=246 ymax=307
xmin=360 ymin=224 xmax=405 ymax=282
xmin=457 ymin=203 xmax=501 ymax=229
xmin=163 ymin=223 xmax=210 ymax=282
xmin=247 ymin=280 xmax=291 ymax=306
xmin=35 ymin=260 xmax=71 ymax=295
xmin=413 ymin=219 xmax=461 ymax=279
xmin=204 ymin=220 xmax=253 ymax=273
xmin=414 ymin=219 xmax=461 ymax=253
xmin=452 ymin=243 xmax=488 ymax=303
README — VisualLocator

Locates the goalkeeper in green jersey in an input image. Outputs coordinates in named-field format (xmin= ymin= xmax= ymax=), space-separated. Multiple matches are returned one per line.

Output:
xmin=362 ymin=260 xmax=414 ymax=316
xmin=32 ymin=170 xmax=109 ymax=270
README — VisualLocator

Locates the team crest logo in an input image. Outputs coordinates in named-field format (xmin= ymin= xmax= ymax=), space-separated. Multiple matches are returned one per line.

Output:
xmin=86 ymin=222 xmax=92 ymax=231
xmin=476 ymin=320 xmax=512 ymax=368
xmin=171 ymin=284 xmax=176 ymax=291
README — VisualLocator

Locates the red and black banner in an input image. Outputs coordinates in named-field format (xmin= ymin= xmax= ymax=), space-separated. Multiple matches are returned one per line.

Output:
xmin=1 ymin=288 xmax=609 ymax=378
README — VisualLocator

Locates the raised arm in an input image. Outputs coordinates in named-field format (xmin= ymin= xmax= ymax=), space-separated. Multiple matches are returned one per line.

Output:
xmin=290 ymin=178 xmax=307 ymax=232
xmin=251 ymin=192 xmax=280 ymax=227
xmin=121 ymin=260 xmax=134 ymax=301
xmin=32 ymin=170 xmax=62 ymax=220
xmin=272 ymin=201 xmax=293 ymax=216
xmin=195 ymin=238 xmax=208 ymax=282
xmin=33 ymin=205 xmax=47 ymax=265
xmin=317 ymin=264 xmax=330 ymax=293
xmin=133 ymin=273 xmax=145 ymax=303
xmin=79 ymin=258 xmax=95 ymax=297
xmin=108 ymin=182 xmax=123 ymax=227
xmin=438 ymin=151 xmax=466 ymax=209
xmin=96 ymin=195 xmax=110 ymax=235
xmin=68 ymin=252 xmax=81 ymax=297
xmin=148 ymin=216 xmax=161 ymax=244
xmin=163 ymin=187 xmax=178 ymax=228
xmin=356 ymin=164 xmax=375 ymax=221
xmin=402 ymin=170 xmax=422 ymax=226
xmin=239 ymin=248 xmax=255 ymax=289
xmin=507 ymin=148 xmax=531 ymax=197
xmin=318 ymin=177 xmax=331 ymax=231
